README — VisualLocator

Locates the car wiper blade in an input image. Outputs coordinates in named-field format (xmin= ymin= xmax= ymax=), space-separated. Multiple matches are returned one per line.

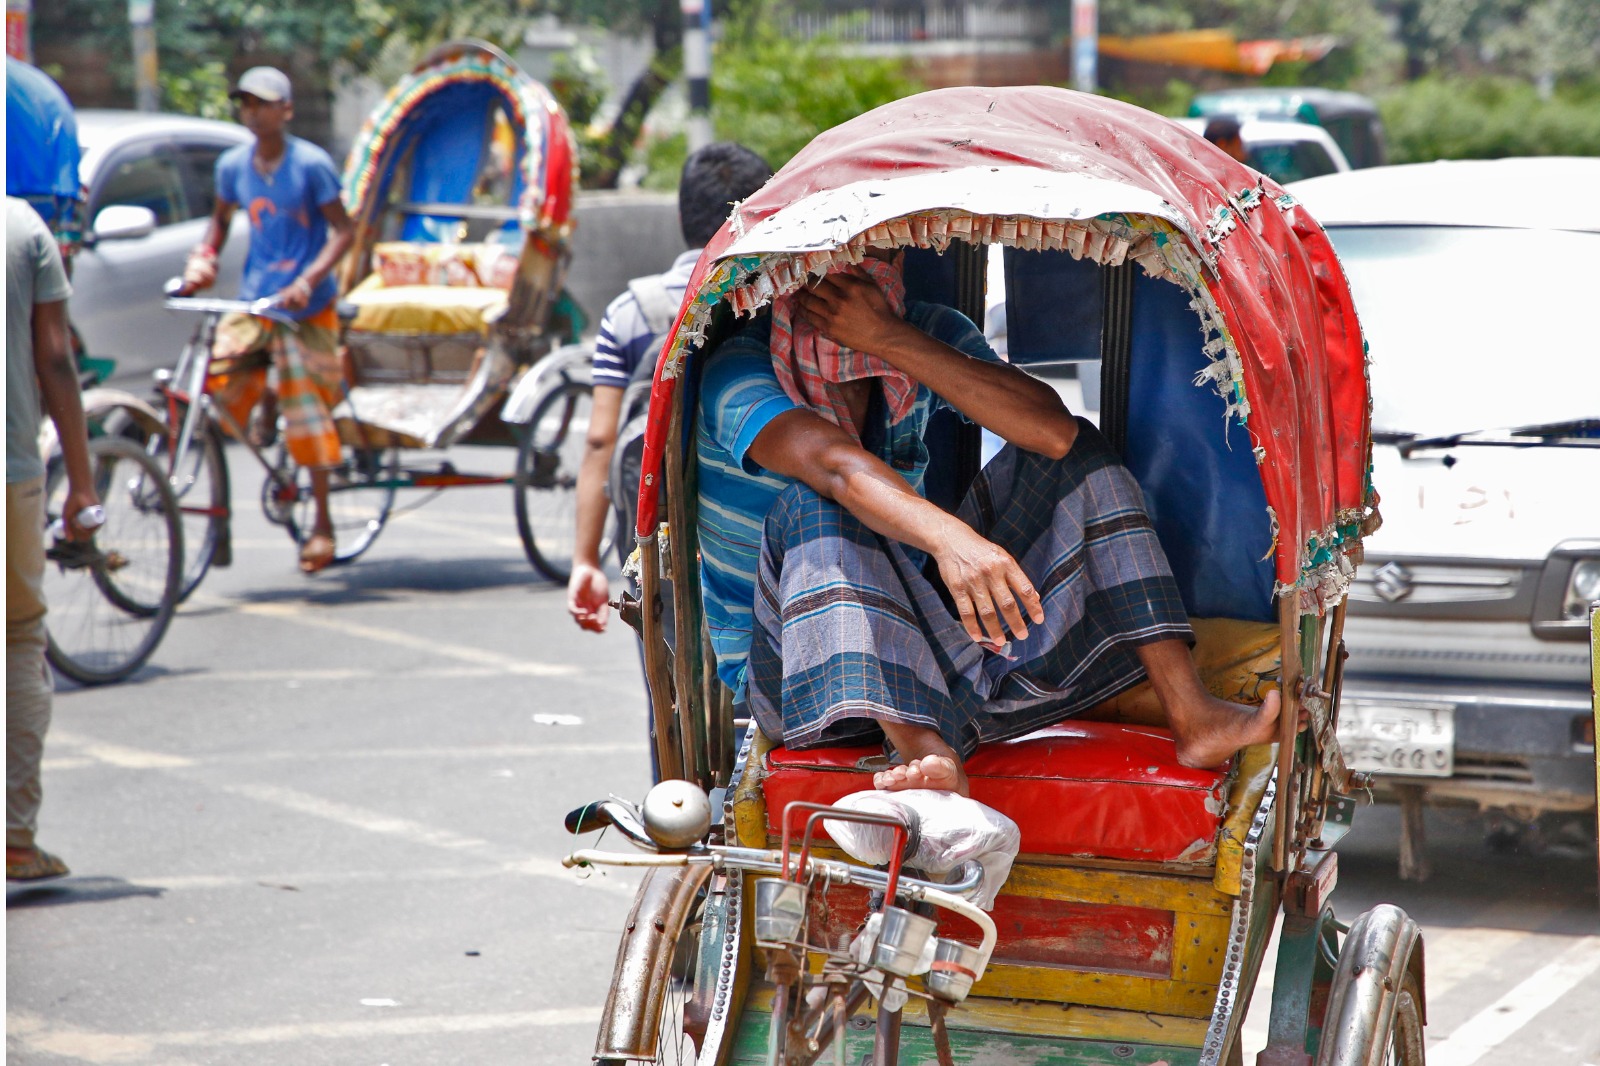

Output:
xmin=1509 ymin=418 xmax=1600 ymax=439
xmin=1398 ymin=419 xmax=1600 ymax=455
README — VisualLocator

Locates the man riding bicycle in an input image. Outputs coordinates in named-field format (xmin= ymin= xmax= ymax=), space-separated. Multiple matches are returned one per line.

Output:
xmin=174 ymin=67 xmax=354 ymax=574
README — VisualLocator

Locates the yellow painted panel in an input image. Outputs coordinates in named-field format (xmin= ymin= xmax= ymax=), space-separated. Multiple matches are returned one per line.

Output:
xmin=1169 ymin=913 xmax=1231 ymax=984
xmin=974 ymin=961 xmax=1220 ymax=1018
xmin=1004 ymin=862 xmax=1232 ymax=917
xmin=1214 ymin=742 xmax=1278 ymax=895
xmin=745 ymin=985 xmax=1209 ymax=1045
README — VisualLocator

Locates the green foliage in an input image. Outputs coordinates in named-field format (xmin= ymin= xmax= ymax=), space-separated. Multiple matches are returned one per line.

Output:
xmin=549 ymin=48 xmax=614 ymax=188
xmin=637 ymin=0 xmax=923 ymax=188
xmin=158 ymin=59 xmax=232 ymax=120
xmin=1381 ymin=75 xmax=1600 ymax=160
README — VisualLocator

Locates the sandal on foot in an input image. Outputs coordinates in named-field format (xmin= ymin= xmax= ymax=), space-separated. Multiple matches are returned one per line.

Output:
xmin=298 ymin=534 xmax=336 ymax=575
xmin=7 ymin=847 xmax=70 ymax=882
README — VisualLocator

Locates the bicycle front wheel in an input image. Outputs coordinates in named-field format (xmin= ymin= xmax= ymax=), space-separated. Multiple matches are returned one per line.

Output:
xmin=515 ymin=378 xmax=611 ymax=583
xmin=278 ymin=443 xmax=400 ymax=564
xmin=148 ymin=418 xmax=230 ymax=603
xmin=44 ymin=437 xmax=183 ymax=685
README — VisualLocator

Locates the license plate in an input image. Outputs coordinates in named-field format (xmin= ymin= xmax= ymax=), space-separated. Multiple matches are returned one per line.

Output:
xmin=1336 ymin=700 xmax=1455 ymax=778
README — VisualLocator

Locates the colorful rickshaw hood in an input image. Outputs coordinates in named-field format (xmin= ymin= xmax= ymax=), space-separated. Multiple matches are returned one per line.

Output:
xmin=637 ymin=86 xmax=1374 ymax=615
xmin=341 ymin=40 xmax=576 ymax=239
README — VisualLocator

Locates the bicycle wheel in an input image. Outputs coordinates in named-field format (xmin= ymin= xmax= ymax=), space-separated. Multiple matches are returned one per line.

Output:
xmin=43 ymin=437 xmax=182 ymax=685
xmin=515 ymin=378 xmax=612 ymax=582
xmin=1316 ymin=905 xmax=1426 ymax=1066
xmin=147 ymin=418 xmax=230 ymax=603
xmin=596 ymin=864 xmax=738 ymax=1066
xmin=278 ymin=443 xmax=400 ymax=564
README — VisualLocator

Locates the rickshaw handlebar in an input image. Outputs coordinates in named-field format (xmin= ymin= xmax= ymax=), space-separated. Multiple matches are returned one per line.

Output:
xmin=565 ymin=844 xmax=997 ymax=974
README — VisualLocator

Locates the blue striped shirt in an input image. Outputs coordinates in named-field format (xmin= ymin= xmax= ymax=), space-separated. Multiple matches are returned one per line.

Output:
xmin=696 ymin=302 xmax=999 ymax=694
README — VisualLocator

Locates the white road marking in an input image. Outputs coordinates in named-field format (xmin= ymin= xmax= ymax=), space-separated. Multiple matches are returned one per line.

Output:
xmin=392 ymin=510 xmax=526 ymax=548
xmin=46 ymin=742 xmax=644 ymax=772
xmin=223 ymin=781 xmax=490 ymax=849
xmin=236 ymin=600 xmax=579 ymax=677
xmin=7 ymin=1006 xmax=601 ymax=1062
xmin=118 ymin=860 xmax=639 ymax=895
xmin=42 ymin=733 xmax=194 ymax=769
xmin=1427 ymin=935 xmax=1600 ymax=1066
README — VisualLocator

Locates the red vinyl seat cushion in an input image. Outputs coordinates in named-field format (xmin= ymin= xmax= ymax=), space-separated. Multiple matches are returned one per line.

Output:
xmin=762 ymin=720 xmax=1231 ymax=863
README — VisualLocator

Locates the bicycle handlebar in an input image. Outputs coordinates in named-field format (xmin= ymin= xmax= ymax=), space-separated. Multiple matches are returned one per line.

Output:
xmin=162 ymin=278 xmax=297 ymax=327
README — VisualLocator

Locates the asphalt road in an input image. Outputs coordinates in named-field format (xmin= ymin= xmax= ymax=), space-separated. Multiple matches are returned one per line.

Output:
xmin=8 ymin=441 xmax=1598 ymax=1065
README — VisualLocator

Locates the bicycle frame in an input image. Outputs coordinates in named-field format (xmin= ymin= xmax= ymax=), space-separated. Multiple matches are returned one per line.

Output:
xmin=159 ymin=297 xmax=303 ymax=505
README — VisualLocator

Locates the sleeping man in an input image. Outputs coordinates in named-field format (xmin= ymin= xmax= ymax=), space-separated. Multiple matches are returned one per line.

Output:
xmin=695 ymin=250 xmax=1281 ymax=796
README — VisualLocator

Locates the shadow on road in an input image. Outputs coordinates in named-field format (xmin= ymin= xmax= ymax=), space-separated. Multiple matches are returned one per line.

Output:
xmin=6 ymin=876 xmax=167 ymax=909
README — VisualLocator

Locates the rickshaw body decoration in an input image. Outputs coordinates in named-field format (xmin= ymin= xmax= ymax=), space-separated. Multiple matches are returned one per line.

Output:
xmin=330 ymin=39 xmax=580 ymax=453
xmin=342 ymin=40 xmax=575 ymax=241
xmin=636 ymin=87 xmax=1374 ymax=616
xmin=6 ymin=57 xmax=85 ymax=247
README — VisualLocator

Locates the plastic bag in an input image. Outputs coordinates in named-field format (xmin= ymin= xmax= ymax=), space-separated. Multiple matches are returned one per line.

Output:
xmin=822 ymin=790 xmax=1020 ymax=910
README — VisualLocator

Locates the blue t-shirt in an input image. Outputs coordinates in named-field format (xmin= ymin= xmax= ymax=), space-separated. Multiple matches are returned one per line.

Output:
xmin=696 ymin=302 xmax=1000 ymax=694
xmin=214 ymin=136 xmax=341 ymax=319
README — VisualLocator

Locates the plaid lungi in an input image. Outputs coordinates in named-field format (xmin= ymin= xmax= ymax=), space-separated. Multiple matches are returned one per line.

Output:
xmin=208 ymin=307 xmax=344 ymax=470
xmin=745 ymin=420 xmax=1193 ymax=758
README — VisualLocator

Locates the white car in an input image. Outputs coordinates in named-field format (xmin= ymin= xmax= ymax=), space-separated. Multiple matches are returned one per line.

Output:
xmin=1289 ymin=158 xmax=1600 ymax=871
xmin=1171 ymin=116 xmax=1350 ymax=184
xmin=70 ymin=110 xmax=253 ymax=386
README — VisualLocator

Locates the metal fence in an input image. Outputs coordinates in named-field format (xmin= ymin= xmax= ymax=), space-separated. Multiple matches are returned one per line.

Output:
xmin=789 ymin=5 xmax=1050 ymax=43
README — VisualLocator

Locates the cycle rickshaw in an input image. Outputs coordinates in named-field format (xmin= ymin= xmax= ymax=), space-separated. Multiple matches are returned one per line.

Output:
xmin=157 ymin=39 xmax=600 ymax=589
xmin=563 ymin=87 xmax=1424 ymax=1066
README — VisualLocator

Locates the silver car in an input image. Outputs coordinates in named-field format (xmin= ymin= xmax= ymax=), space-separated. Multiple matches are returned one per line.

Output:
xmin=1290 ymin=158 xmax=1600 ymax=875
xmin=70 ymin=110 xmax=253 ymax=386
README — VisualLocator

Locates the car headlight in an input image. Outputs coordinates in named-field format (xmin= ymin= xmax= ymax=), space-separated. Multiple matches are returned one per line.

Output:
xmin=1563 ymin=558 xmax=1600 ymax=619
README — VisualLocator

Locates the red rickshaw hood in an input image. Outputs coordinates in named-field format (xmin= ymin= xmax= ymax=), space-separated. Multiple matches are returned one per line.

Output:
xmin=638 ymin=86 xmax=1372 ymax=611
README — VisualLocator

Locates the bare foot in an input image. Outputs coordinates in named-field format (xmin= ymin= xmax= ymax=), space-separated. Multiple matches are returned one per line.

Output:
xmin=299 ymin=532 xmax=336 ymax=574
xmin=1169 ymin=689 xmax=1284 ymax=770
xmin=872 ymin=754 xmax=969 ymax=796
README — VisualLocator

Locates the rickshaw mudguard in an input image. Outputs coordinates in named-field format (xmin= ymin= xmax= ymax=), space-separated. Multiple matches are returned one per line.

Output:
xmin=498 ymin=342 xmax=593 ymax=424
xmin=593 ymin=861 xmax=721 ymax=1063
xmin=1302 ymin=905 xmax=1426 ymax=1066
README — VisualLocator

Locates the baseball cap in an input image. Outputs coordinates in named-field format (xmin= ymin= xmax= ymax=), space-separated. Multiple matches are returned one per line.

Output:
xmin=230 ymin=67 xmax=292 ymax=103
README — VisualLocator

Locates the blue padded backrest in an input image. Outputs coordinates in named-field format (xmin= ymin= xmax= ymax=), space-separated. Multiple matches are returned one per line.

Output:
xmin=399 ymin=84 xmax=497 ymax=241
xmin=996 ymin=248 xmax=1274 ymax=622
xmin=1122 ymin=270 xmax=1275 ymax=621
xmin=902 ymin=246 xmax=976 ymax=513
xmin=1003 ymin=247 xmax=1103 ymax=364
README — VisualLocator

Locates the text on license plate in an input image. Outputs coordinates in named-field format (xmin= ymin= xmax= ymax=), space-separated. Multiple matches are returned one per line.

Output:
xmin=1336 ymin=700 xmax=1455 ymax=778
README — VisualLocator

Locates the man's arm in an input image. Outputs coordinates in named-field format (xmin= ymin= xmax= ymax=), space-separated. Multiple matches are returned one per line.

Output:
xmin=568 ymin=384 xmax=625 ymax=632
xmin=747 ymin=410 xmax=1043 ymax=649
xmin=176 ymin=199 xmax=236 ymax=296
xmin=32 ymin=299 xmax=99 ymax=538
xmin=278 ymin=198 xmax=355 ymax=311
xmin=795 ymin=273 xmax=1078 ymax=458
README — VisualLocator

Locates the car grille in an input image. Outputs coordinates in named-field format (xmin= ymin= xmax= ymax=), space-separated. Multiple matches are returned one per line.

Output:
xmin=1452 ymin=754 xmax=1534 ymax=784
xmin=1349 ymin=561 xmax=1525 ymax=606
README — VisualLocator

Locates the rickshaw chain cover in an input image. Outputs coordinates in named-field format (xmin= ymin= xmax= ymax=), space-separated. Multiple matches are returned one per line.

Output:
xmin=635 ymin=86 xmax=1374 ymax=616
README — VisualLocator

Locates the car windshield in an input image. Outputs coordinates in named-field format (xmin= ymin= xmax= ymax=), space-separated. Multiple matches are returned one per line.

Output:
xmin=1323 ymin=225 xmax=1600 ymax=437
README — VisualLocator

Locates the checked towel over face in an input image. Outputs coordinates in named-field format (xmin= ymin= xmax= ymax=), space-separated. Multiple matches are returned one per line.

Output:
xmin=743 ymin=422 xmax=1194 ymax=758
xmin=769 ymin=255 xmax=919 ymax=445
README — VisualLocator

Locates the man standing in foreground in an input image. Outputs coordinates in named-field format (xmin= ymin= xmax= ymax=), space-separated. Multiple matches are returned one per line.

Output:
xmin=177 ymin=67 xmax=354 ymax=573
xmin=566 ymin=142 xmax=773 ymax=633
xmin=7 ymin=198 xmax=100 ymax=882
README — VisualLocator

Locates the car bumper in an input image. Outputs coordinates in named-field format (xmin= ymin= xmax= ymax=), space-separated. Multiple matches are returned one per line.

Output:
xmin=1340 ymin=673 xmax=1596 ymax=812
